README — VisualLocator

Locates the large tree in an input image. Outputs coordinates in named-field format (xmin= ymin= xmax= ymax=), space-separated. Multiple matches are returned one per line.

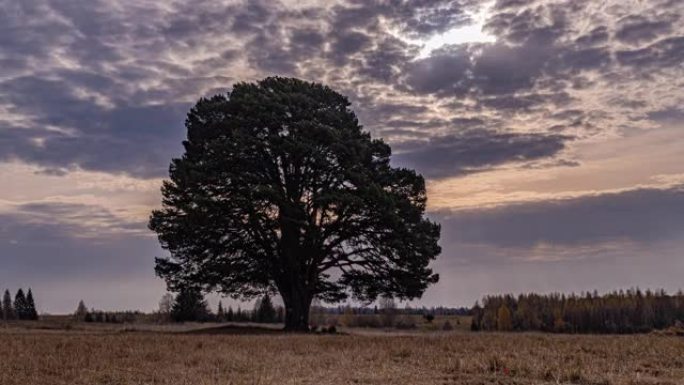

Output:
xmin=150 ymin=77 xmax=441 ymax=331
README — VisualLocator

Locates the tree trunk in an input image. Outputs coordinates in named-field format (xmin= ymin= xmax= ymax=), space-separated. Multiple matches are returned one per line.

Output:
xmin=282 ymin=290 xmax=312 ymax=332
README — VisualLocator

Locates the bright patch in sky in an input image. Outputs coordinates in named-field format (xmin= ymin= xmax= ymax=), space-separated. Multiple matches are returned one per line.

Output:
xmin=418 ymin=23 xmax=496 ymax=57
xmin=415 ymin=4 xmax=496 ymax=58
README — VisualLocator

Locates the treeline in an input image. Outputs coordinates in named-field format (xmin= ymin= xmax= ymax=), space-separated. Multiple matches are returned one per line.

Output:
xmin=311 ymin=304 xmax=470 ymax=317
xmin=1 ymin=288 xmax=38 ymax=321
xmin=74 ymin=300 xmax=145 ymax=323
xmin=471 ymin=289 xmax=684 ymax=334
xmin=158 ymin=288 xmax=284 ymax=323
xmin=215 ymin=295 xmax=284 ymax=323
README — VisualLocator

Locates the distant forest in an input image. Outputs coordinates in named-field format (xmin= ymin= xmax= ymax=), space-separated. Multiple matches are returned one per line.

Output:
xmin=471 ymin=289 xmax=684 ymax=334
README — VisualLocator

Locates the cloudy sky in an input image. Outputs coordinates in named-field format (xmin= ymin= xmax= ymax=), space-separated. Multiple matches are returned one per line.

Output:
xmin=1 ymin=0 xmax=683 ymax=313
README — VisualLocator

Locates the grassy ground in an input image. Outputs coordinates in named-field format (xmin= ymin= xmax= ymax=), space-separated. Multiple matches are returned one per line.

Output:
xmin=1 ymin=322 xmax=683 ymax=385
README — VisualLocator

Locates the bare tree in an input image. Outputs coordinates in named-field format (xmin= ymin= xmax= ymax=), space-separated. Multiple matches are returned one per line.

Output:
xmin=379 ymin=296 xmax=397 ymax=327
xmin=158 ymin=293 xmax=174 ymax=323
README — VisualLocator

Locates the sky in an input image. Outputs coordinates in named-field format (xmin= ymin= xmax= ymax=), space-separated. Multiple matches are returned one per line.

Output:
xmin=1 ymin=0 xmax=683 ymax=314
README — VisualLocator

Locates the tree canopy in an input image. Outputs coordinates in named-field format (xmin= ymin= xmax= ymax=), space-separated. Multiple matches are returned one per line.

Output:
xmin=150 ymin=77 xmax=441 ymax=330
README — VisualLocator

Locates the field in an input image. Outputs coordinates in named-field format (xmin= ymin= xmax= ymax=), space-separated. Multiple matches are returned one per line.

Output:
xmin=2 ymin=321 xmax=684 ymax=385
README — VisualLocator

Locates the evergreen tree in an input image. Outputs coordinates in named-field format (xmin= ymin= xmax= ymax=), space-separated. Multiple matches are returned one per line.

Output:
xmin=14 ymin=289 xmax=27 ymax=320
xmin=217 ymin=301 xmax=225 ymax=322
xmin=251 ymin=299 xmax=259 ymax=322
xmin=257 ymin=294 xmax=276 ymax=323
xmin=171 ymin=287 xmax=211 ymax=322
xmin=226 ymin=306 xmax=234 ymax=322
xmin=74 ymin=300 xmax=88 ymax=321
xmin=25 ymin=289 xmax=38 ymax=320
xmin=2 ymin=289 xmax=14 ymax=320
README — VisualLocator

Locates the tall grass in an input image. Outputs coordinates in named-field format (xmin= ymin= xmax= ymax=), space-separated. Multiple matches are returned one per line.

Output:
xmin=1 ymin=325 xmax=683 ymax=384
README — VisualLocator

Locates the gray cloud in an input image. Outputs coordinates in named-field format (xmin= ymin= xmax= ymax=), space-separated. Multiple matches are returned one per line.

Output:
xmin=0 ymin=77 xmax=187 ymax=177
xmin=434 ymin=186 xmax=684 ymax=250
xmin=419 ymin=184 xmax=684 ymax=304
xmin=0 ymin=203 xmax=163 ymax=313
xmin=1 ymin=0 xmax=682 ymax=179
xmin=334 ymin=0 xmax=475 ymax=38
xmin=616 ymin=15 xmax=677 ymax=45
xmin=403 ymin=48 xmax=472 ymax=95
xmin=393 ymin=130 xmax=570 ymax=179
xmin=616 ymin=36 xmax=684 ymax=68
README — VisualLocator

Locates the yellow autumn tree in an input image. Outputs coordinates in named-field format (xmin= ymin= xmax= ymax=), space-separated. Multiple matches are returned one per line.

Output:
xmin=497 ymin=304 xmax=513 ymax=331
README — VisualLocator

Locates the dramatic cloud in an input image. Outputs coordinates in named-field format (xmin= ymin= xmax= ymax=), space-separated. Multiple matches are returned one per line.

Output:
xmin=1 ymin=0 xmax=683 ymax=310
xmin=2 ymin=0 xmax=683 ymax=176
xmin=435 ymin=185 xmax=684 ymax=251
xmin=393 ymin=130 xmax=570 ymax=179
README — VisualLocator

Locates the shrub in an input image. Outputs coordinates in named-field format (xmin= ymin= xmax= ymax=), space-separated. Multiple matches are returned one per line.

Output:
xmin=395 ymin=317 xmax=417 ymax=330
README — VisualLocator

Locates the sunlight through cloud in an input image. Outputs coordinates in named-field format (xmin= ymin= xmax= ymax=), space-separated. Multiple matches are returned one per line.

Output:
xmin=415 ymin=3 xmax=496 ymax=58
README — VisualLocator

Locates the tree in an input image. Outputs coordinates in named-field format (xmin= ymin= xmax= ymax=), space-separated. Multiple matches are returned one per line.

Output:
xmin=497 ymin=304 xmax=512 ymax=331
xmin=25 ymin=289 xmax=38 ymax=320
xmin=257 ymin=294 xmax=276 ymax=323
xmin=472 ymin=289 xmax=684 ymax=334
xmin=158 ymin=293 xmax=174 ymax=322
xmin=217 ymin=301 xmax=225 ymax=322
xmin=379 ymin=296 xmax=398 ymax=327
xmin=171 ymin=287 xmax=211 ymax=322
xmin=74 ymin=300 xmax=88 ymax=321
xmin=2 ymin=290 xmax=14 ymax=320
xmin=276 ymin=306 xmax=285 ymax=323
xmin=227 ymin=306 xmax=234 ymax=322
xmin=2 ymin=290 xmax=12 ymax=320
xmin=150 ymin=77 xmax=441 ymax=331
xmin=14 ymin=289 xmax=27 ymax=320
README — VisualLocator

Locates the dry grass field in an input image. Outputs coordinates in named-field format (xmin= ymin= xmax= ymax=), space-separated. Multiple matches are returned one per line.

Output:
xmin=1 ymin=322 xmax=683 ymax=385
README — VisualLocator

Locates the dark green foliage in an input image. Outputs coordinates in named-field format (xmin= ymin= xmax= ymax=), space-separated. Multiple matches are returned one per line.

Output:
xmin=256 ymin=294 xmax=276 ymax=323
xmin=25 ymin=289 xmax=38 ymax=320
xmin=14 ymin=289 xmax=28 ymax=320
xmin=171 ymin=287 xmax=211 ymax=322
xmin=226 ymin=306 xmax=234 ymax=322
xmin=471 ymin=289 xmax=684 ymax=334
xmin=150 ymin=77 xmax=441 ymax=331
xmin=2 ymin=290 xmax=14 ymax=320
